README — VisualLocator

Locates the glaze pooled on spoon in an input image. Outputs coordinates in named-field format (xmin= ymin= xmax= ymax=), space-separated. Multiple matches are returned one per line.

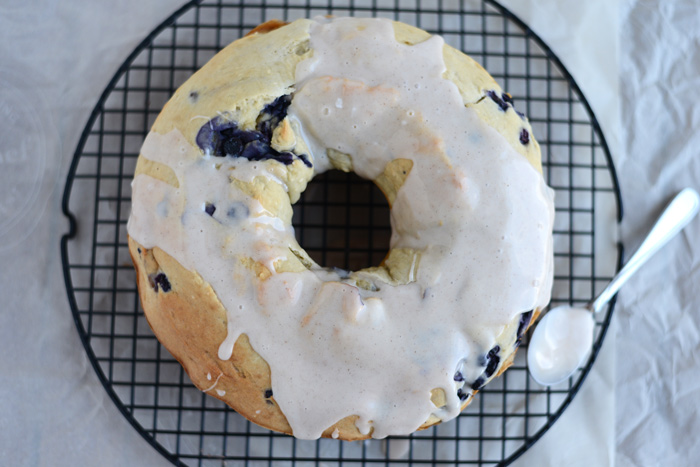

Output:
xmin=528 ymin=188 xmax=700 ymax=387
xmin=527 ymin=306 xmax=594 ymax=386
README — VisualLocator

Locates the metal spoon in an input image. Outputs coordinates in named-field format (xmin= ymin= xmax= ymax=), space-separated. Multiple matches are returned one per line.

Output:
xmin=528 ymin=188 xmax=700 ymax=386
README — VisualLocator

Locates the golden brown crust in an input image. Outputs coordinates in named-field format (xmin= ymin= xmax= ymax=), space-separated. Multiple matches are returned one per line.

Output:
xmin=129 ymin=237 xmax=294 ymax=433
xmin=129 ymin=18 xmax=546 ymax=440
xmin=246 ymin=19 xmax=289 ymax=36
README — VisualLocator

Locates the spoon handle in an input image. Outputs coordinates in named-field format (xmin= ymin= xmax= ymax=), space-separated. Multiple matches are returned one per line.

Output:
xmin=590 ymin=188 xmax=700 ymax=314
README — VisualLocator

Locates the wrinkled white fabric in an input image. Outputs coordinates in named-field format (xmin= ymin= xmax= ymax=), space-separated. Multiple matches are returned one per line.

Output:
xmin=615 ymin=1 xmax=700 ymax=466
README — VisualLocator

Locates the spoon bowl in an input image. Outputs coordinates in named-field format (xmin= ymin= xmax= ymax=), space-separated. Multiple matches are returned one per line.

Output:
xmin=528 ymin=306 xmax=594 ymax=386
xmin=528 ymin=188 xmax=700 ymax=386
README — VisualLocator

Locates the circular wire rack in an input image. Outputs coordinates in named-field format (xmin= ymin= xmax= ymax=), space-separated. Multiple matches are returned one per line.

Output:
xmin=61 ymin=0 xmax=623 ymax=465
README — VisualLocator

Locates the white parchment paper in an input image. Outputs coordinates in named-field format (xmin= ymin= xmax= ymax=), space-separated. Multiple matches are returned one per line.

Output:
xmin=4 ymin=0 xmax=698 ymax=466
xmin=615 ymin=1 xmax=700 ymax=466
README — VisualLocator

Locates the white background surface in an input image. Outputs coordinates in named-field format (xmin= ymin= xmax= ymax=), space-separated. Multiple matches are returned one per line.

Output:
xmin=1 ymin=1 xmax=698 ymax=466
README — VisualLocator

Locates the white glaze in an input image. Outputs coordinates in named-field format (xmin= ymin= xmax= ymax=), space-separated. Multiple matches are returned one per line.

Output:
xmin=527 ymin=306 xmax=594 ymax=386
xmin=128 ymin=17 xmax=554 ymax=439
xmin=202 ymin=372 xmax=224 ymax=393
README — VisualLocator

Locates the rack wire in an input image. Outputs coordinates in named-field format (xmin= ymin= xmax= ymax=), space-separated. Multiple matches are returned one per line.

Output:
xmin=61 ymin=0 xmax=623 ymax=465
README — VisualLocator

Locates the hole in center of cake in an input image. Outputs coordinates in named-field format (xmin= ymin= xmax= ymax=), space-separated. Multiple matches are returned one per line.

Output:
xmin=292 ymin=170 xmax=391 ymax=272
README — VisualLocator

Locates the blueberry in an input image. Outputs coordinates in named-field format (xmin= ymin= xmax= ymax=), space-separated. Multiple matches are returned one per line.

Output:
xmin=501 ymin=93 xmax=514 ymax=105
xmin=457 ymin=388 xmax=469 ymax=402
xmin=484 ymin=345 xmax=501 ymax=378
xmin=479 ymin=345 xmax=501 ymax=378
xmin=265 ymin=94 xmax=292 ymax=119
xmin=256 ymin=120 xmax=272 ymax=140
xmin=256 ymin=94 xmax=292 ymax=138
xmin=204 ymin=203 xmax=216 ymax=216
xmin=149 ymin=272 xmax=171 ymax=293
xmin=471 ymin=377 xmax=485 ymax=391
xmin=454 ymin=371 xmax=465 ymax=382
xmin=222 ymin=137 xmax=243 ymax=157
xmin=195 ymin=116 xmax=238 ymax=156
xmin=517 ymin=310 xmax=534 ymax=339
xmin=487 ymin=90 xmax=509 ymax=112
xmin=227 ymin=202 xmax=249 ymax=219
xmin=219 ymin=126 xmax=236 ymax=138
xmin=238 ymin=130 xmax=264 ymax=144
xmin=297 ymin=153 xmax=312 ymax=168
xmin=516 ymin=110 xmax=525 ymax=120
xmin=274 ymin=150 xmax=296 ymax=165
xmin=241 ymin=140 xmax=271 ymax=161
xmin=264 ymin=388 xmax=273 ymax=399
xmin=520 ymin=128 xmax=530 ymax=145
xmin=238 ymin=140 xmax=296 ymax=165
xmin=196 ymin=104 xmax=312 ymax=167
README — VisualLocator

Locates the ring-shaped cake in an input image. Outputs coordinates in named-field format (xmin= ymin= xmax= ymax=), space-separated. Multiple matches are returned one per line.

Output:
xmin=127 ymin=17 xmax=555 ymax=440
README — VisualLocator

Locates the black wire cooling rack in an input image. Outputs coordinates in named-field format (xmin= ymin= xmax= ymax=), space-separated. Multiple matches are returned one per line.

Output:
xmin=61 ymin=1 xmax=623 ymax=465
